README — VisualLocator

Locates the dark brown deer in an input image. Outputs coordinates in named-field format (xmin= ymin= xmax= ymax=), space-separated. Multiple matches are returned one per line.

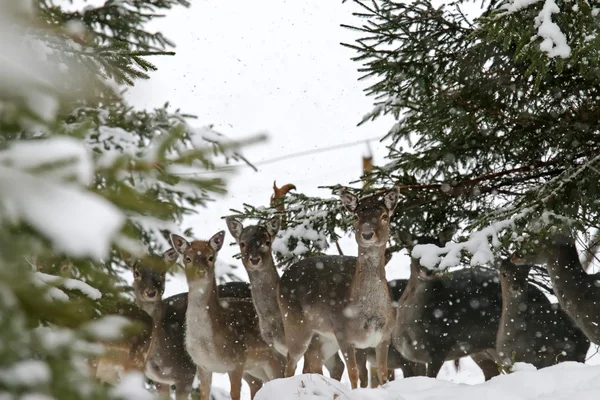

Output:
xmin=226 ymin=216 xmax=347 ymax=381
xmin=511 ymin=234 xmax=600 ymax=344
xmin=392 ymin=232 xmax=552 ymax=379
xmin=496 ymin=259 xmax=589 ymax=368
xmin=170 ymin=232 xmax=285 ymax=400
xmin=271 ymin=187 xmax=400 ymax=388
xmin=136 ymin=250 xmax=259 ymax=399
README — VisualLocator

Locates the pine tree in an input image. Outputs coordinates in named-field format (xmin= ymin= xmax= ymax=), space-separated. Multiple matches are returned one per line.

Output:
xmin=233 ymin=0 xmax=600 ymax=269
xmin=0 ymin=1 xmax=261 ymax=398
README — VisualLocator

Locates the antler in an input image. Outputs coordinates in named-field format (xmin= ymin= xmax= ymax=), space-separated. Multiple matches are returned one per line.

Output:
xmin=270 ymin=181 xmax=296 ymax=212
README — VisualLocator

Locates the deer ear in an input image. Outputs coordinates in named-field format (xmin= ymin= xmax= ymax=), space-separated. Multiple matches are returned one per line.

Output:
xmin=338 ymin=190 xmax=358 ymax=213
xmin=209 ymin=231 xmax=226 ymax=252
xmin=383 ymin=186 xmax=400 ymax=213
xmin=226 ymin=217 xmax=244 ymax=242
xmin=170 ymin=234 xmax=190 ymax=255
xmin=119 ymin=250 xmax=137 ymax=268
xmin=162 ymin=248 xmax=179 ymax=264
xmin=265 ymin=215 xmax=281 ymax=238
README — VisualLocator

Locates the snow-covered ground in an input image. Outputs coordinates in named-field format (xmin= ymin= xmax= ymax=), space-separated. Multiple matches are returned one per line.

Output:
xmin=206 ymin=348 xmax=600 ymax=400
xmin=255 ymin=362 xmax=600 ymax=400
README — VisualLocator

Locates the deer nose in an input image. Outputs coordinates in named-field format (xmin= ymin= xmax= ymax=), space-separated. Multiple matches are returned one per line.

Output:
xmin=250 ymin=257 xmax=261 ymax=266
xmin=361 ymin=232 xmax=374 ymax=241
xmin=145 ymin=290 xmax=157 ymax=298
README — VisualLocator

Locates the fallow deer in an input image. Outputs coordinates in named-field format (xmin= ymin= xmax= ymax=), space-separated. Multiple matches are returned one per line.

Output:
xmin=134 ymin=250 xmax=259 ymax=399
xmin=392 ymin=232 xmax=552 ymax=378
xmin=496 ymin=259 xmax=589 ymax=368
xmin=225 ymin=216 xmax=345 ymax=381
xmin=355 ymin=279 xmax=496 ymax=386
xmin=90 ymin=302 xmax=153 ymax=386
xmin=170 ymin=231 xmax=285 ymax=400
xmin=269 ymin=187 xmax=400 ymax=388
xmin=511 ymin=234 xmax=600 ymax=344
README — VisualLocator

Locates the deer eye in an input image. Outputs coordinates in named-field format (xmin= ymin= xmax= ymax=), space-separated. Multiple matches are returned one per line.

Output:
xmin=240 ymin=242 xmax=246 ymax=249
xmin=353 ymin=214 xmax=359 ymax=221
xmin=185 ymin=257 xmax=192 ymax=264
xmin=208 ymin=256 xmax=214 ymax=262
xmin=133 ymin=271 xmax=140 ymax=279
xmin=381 ymin=214 xmax=389 ymax=222
xmin=265 ymin=240 xmax=271 ymax=247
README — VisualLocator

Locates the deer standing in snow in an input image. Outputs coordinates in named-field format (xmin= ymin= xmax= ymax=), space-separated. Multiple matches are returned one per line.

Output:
xmin=496 ymin=258 xmax=589 ymax=368
xmin=171 ymin=231 xmax=285 ymax=400
xmin=129 ymin=250 xmax=259 ymax=399
xmin=255 ymin=187 xmax=400 ymax=388
xmin=392 ymin=232 xmax=552 ymax=379
xmin=511 ymin=234 xmax=600 ymax=345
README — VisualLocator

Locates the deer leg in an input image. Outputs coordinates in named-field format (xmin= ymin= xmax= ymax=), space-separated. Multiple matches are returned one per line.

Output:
xmin=285 ymin=332 xmax=312 ymax=377
xmin=228 ymin=366 xmax=245 ymax=400
xmin=197 ymin=367 xmax=211 ymax=400
xmin=303 ymin=337 xmax=325 ymax=375
xmin=324 ymin=353 xmax=345 ymax=381
xmin=355 ymin=349 xmax=369 ymax=388
xmin=369 ymin=364 xmax=379 ymax=388
xmin=154 ymin=382 xmax=171 ymax=397
xmin=471 ymin=350 xmax=501 ymax=381
xmin=426 ymin=355 xmax=445 ymax=378
xmin=375 ymin=339 xmax=391 ymax=386
xmin=243 ymin=374 xmax=262 ymax=400
xmin=388 ymin=369 xmax=395 ymax=382
xmin=337 ymin=339 xmax=359 ymax=389
xmin=175 ymin=377 xmax=196 ymax=400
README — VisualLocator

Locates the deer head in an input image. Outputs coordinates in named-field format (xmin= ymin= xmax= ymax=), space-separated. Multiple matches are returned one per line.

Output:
xmin=226 ymin=216 xmax=280 ymax=271
xmin=338 ymin=187 xmax=400 ymax=248
xmin=510 ymin=233 xmax=576 ymax=267
xmin=125 ymin=250 xmax=177 ymax=304
xmin=497 ymin=258 xmax=532 ymax=293
xmin=170 ymin=231 xmax=225 ymax=286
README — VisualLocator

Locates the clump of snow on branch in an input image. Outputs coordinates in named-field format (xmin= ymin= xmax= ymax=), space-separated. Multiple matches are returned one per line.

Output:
xmin=0 ymin=360 xmax=51 ymax=388
xmin=0 ymin=137 xmax=125 ymax=260
xmin=272 ymin=207 xmax=329 ymax=258
xmin=500 ymin=0 xmax=571 ymax=58
xmin=83 ymin=315 xmax=133 ymax=341
xmin=412 ymin=208 xmax=531 ymax=270
xmin=33 ymin=272 xmax=102 ymax=300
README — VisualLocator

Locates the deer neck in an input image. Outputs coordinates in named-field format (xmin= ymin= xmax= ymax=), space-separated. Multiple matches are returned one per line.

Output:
xmin=352 ymin=244 xmax=387 ymax=294
xmin=246 ymin=254 xmax=281 ymax=319
xmin=500 ymin=286 xmax=527 ymax=319
xmin=135 ymin=298 xmax=157 ymax=316
xmin=186 ymin=276 xmax=221 ymax=324
xmin=546 ymin=245 xmax=588 ymax=295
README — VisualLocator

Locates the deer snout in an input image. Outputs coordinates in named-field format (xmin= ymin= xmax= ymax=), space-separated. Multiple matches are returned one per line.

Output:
xmin=361 ymin=231 xmax=375 ymax=241
xmin=249 ymin=256 xmax=262 ymax=266
xmin=145 ymin=289 xmax=158 ymax=299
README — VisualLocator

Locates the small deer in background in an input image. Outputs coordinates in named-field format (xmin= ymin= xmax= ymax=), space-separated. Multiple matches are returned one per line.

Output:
xmin=496 ymin=258 xmax=590 ymax=369
xmin=171 ymin=231 xmax=285 ymax=400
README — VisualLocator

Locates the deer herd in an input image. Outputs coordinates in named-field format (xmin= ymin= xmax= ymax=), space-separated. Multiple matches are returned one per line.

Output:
xmin=93 ymin=185 xmax=600 ymax=400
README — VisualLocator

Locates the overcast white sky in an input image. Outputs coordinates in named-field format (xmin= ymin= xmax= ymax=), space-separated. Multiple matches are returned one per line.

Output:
xmin=125 ymin=0 xmax=413 ymax=296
